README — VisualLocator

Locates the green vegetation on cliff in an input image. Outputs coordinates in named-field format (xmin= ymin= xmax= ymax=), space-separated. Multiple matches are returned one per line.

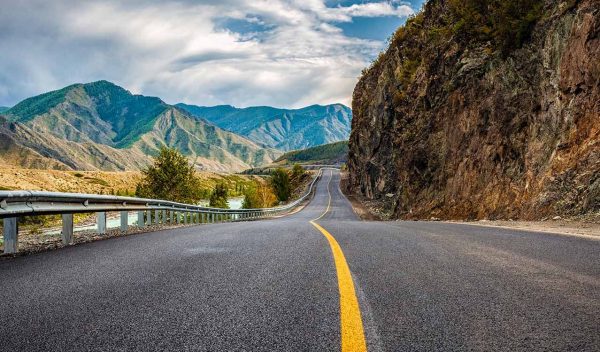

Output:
xmin=447 ymin=0 xmax=544 ymax=55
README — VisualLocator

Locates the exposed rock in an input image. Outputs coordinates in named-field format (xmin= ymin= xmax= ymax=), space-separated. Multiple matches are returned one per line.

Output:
xmin=348 ymin=0 xmax=599 ymax=221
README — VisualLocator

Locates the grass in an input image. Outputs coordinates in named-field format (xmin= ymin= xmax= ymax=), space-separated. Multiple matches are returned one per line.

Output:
xmin=85 ymin=177 xmax=110 ymax=187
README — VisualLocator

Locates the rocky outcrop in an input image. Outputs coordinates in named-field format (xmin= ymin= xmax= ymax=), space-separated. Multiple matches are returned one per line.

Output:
xmin=348 ymin=0 xmax=599 ymax=220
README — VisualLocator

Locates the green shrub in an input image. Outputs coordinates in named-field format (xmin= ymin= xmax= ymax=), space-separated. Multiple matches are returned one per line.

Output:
xmin=448 ymin=0 xmax=543 ymax=55
xmin=209 ymin=183 xmax=229 ymax=209
xmin=136 ymin=147 xmax=203 ymax=203
xmin=270 ymin=168 xmax=291 ymax=202
xmin=291 ymin=164 xmax=305 ymax=180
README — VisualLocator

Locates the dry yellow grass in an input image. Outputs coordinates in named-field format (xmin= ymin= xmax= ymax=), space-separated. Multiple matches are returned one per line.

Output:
xmin=0 ymin=167 xmax=141 ymax=194
xmin=0 ymin=167 xmax=265 ymax=196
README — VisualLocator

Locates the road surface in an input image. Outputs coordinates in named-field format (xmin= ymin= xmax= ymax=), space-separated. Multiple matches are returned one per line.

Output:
xmin=1 ymin=170 xmax=598 ymax=351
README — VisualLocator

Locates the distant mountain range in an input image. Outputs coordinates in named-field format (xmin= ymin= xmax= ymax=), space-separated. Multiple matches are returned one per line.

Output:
xmin=1 ymin=81 xmax=279 ymax=171
xmin=176 ymin=103 xmax=352 ymax=151
xmin=0 ymin=81 xmax=351 ymax=172
xmin=0 ymin=106 xmax=10 ymax=113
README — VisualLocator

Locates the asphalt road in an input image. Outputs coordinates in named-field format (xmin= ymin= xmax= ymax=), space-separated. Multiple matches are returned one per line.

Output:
xmin=1 ymin=170 xmax=598 ymax=351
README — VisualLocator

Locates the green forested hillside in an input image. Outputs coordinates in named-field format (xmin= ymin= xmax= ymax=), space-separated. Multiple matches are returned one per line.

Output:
xmin=275 ymin=141 xmax=348 ymax=164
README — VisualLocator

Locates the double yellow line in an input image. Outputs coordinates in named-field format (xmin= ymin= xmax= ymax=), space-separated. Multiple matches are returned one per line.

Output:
xmin=310 ymin=170 xmax=367 ymax=352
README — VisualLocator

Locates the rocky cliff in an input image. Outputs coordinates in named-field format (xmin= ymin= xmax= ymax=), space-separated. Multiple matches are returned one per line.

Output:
xmin=348 ymin=0 xmax=599 ymax=220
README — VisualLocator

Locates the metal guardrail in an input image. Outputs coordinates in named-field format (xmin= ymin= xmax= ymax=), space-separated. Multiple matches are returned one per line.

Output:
xmin=0 ymin=169 xmax=327 ymax=254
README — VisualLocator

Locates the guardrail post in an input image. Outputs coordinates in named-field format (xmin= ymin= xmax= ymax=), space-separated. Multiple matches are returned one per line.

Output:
xmin=162 ymin=210 xmax=166 ymax=224
xmin=138 ymin=211 xmax=144 ymax=227
xmin=145 ymin=211 xmax=152 ymax=226
xmin=3 ymin=217 xmax=18 ymax=254
xmin=183 ymin=212 xmax=188 ymax=224
xmin=62 ymin=214 xmax=74 ymax=245
xmin=169 ymin=210 xmax=174 ymax=224
xmin=120 ymin=211 xmax=128 ymax=232
xmin=154 ymin=210 xmax=160 ymax=225
xmin=211 ymin=213 xmax=215 ymax=223
xmin=97 ymin=212 xmax=107 ymax=235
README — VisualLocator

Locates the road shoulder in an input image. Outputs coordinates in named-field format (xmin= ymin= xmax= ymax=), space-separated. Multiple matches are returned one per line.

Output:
xmin=447 ymin=220 xmax=600 ymax=239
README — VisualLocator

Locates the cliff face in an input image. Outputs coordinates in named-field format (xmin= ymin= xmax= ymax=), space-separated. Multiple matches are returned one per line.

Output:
xmin=348 ymin=0 xmax=599 ymax=220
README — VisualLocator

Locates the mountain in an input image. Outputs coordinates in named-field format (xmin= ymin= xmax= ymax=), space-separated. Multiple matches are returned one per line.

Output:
xmin=0 ymin=107 xmax=9 ymax=113
xmin=0 ymin=115 xmax=148 ymax=170
xmin=176 ymin=103 xmax=352 ymax=151
xmin=2 ymin=81 xmax=280 ymax=171
xmin=274 ymin=141 xmax=348 ymax=165
xmin=348 ymin=0 xmax=599 ymax=221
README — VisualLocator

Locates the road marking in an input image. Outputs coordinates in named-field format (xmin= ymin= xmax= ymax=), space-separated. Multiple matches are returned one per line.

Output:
xmin=311 ymin=170 xmax=368 ymax=352
xmin=313 ymin=170 xmax=333 ymax=221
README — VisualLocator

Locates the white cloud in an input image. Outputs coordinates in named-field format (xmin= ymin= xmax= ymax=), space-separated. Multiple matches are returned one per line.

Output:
xmin=0 ymin=0 xmax=415 ymax=108
xmin=323 ymin=2 xmax=414 ymax=22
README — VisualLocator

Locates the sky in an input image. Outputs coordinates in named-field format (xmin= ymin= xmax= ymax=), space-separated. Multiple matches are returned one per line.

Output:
xmin=0 ymin=0 xmax=425 ymax=109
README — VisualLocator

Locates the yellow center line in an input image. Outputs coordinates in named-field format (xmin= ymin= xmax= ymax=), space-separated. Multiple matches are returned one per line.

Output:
xmin=310 ymin=170 xmax=368 ymax=352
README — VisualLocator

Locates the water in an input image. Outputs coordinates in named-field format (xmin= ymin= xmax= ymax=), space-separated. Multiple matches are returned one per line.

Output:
xmin=198 ymin=197 xmax=244 ymax=210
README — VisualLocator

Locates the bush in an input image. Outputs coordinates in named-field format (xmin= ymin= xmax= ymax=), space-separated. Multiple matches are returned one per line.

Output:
xmin=209 ymin=183 xmax=229 ymax=209
xmin=135 ymin=147 xmax=203 ymax=204
xmin=270 ymin=168 xmax=291 ymax=202
xmin=291 ymin=164 xmax=305 ymax=180
xmin=448 ymin=0 xmax=543 ymax=55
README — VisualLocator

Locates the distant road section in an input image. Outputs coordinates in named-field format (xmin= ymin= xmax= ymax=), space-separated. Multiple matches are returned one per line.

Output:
xmin=0 ymin=170 xmax=598 ymax=351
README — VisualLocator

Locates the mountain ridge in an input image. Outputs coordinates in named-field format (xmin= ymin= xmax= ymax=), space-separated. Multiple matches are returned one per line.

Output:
xmin=2 ymin=81 xmax=281 ymax=172
xmin=176 ymin=102 xmax=352 ymax=151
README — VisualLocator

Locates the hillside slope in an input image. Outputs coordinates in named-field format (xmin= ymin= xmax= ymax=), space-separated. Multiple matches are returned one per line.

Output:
xmin=3 ymin=81 xmax=279 ymax=171
xmin=274 ymin=141 xmax=348 ymax=165
xmin=176 ymin=103 xmax=352 ymax=151
xmin=348 ymin=0 xmax=599 ymax=220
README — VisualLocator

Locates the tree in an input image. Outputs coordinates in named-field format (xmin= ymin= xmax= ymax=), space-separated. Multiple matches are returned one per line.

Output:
xmin=270 ymin=168 xmax=291 ymax=202
xmin=209 ymin=182 xmax=229 ymax=209
xmin=135 ymin=147 xmax=202 ymax=203
xmin=242 ymin=184 xmax=277 ymax=209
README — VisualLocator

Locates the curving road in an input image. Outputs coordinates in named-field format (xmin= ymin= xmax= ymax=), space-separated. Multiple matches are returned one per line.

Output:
xmin=0 ymin=170 xmax=598 ymax=351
